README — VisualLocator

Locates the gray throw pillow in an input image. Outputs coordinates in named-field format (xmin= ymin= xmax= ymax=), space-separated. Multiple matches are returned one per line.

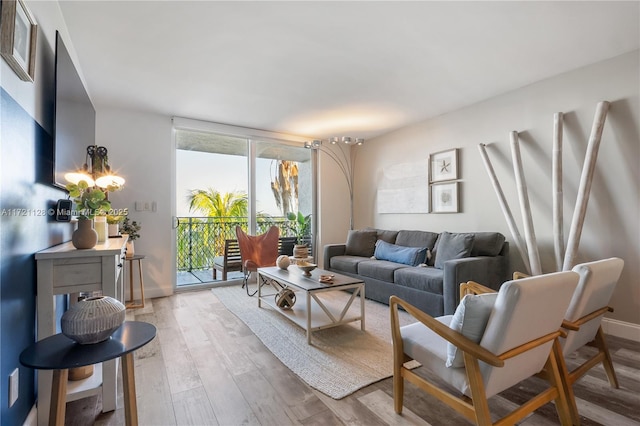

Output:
xmin=345 ymin=230 xmax=378 ymax=257
xmin=446 ymin=292 xmax=498 ymax=368
xmin=434 ymin=232 xmax=475 ymax=269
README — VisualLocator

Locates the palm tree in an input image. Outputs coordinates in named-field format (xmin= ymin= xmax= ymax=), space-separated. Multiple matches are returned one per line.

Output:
xmin=185 ymin=188 xmax=248 ymax=259
xmin=270 ymin=160 xmax=298 ymax=216
xmin=186 ymin=188 xmax=248 ymax=219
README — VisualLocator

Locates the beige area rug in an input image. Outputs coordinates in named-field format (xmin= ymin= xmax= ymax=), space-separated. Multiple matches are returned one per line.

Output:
xmin=211 ymin=285 xmax=416 ymax=399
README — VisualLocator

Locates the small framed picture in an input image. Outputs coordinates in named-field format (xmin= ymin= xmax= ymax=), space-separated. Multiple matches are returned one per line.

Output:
xmin=431 ymin=182 xmax=459 ymax=213
xmin=429 ymin=148 xmax=458 ymax=182
xmin=1 ymin=0 xmax=38 ymax=82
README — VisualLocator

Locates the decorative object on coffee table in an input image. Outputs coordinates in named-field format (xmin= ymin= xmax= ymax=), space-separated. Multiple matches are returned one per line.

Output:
xmin=61 ymin=296 xmax=125 ymax=344
xmin=275 ymin=288 xmax=296 ymax=310
xmin=297 ymin=261 xmax=316 ymax=276
xmin=276 ymin=254 xmax=290 ymax=270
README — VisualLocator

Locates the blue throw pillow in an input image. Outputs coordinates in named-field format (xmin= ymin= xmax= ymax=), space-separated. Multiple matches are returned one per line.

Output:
xmin=373 ymin=240 xmax=428 ymax=266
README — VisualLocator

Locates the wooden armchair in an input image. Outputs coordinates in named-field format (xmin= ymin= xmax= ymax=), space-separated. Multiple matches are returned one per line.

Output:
xmin=235 ymin=226 xmax=279 ymax=295
xmin=390 ymin=271 xmax=580 ymax=425
xmin=476 ymin=258 xmax=624 ymax=424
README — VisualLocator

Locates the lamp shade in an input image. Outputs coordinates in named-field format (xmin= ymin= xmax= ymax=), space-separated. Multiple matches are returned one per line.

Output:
xmin=95 ymin=174 xmax=125 ymax=189
xmin=64 ymin=172 xmax=95 ymax=187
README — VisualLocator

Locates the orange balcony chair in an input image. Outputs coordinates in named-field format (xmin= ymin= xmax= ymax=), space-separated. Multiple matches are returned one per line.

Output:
xmin=235 ymin=225 xmax=280 ymax=296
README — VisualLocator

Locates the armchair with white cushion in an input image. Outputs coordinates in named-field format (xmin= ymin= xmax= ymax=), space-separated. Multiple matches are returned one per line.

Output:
xmin=390 ymin=271 xmax=580 ymax=426
xmin=457 ymin=257 xmax=624 ymax=424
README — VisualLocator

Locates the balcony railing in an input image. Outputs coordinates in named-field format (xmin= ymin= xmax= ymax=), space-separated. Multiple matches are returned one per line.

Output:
xmin=176 ymin=216 xmax=306 ymax=273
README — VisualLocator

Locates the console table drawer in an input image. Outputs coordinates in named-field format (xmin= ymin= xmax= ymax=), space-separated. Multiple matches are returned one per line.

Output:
xmin=53 ymin=261 xmax=102 ymax=288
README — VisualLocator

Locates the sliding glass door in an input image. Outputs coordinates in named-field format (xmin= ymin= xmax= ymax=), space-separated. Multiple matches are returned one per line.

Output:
xmin=174 ymin=124 xmax=312 ymax=288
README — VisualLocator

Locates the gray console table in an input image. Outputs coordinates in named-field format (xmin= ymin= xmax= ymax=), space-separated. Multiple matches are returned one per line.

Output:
xmin=35 ymin=236 xmax=127 ymax=426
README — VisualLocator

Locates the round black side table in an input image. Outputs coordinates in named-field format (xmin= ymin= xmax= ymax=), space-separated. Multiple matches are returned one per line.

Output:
xmin=20 ymin=321 xmax=156 ymax=426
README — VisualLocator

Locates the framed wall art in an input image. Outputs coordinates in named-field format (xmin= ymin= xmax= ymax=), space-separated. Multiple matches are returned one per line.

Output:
xmin=1 ymin=0 xmax=38 ymax=82
xmin=429 ymin=148 xmax=458 ymax=182
xmin=431 ymin=181 xmax=459 ymax=213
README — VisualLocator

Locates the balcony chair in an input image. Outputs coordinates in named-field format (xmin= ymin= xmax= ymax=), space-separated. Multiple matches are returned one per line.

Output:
xmin=235 ymin=225 xmax=279 ymax=296
xmin=390 ymin=271 xmax=580 ymax=426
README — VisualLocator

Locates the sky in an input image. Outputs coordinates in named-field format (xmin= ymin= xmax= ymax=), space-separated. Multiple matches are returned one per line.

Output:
xmin=175 ymin=150 xmax=281 ymax=217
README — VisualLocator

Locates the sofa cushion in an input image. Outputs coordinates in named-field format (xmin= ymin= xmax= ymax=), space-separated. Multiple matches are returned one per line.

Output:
xmin=470 ymin=232 xmax=506 ymax=256
xmin=394 ymin=267 xmax=444 ymax=294
xmin=357 ymin=259 xmax=409 ymax=283
xmin=446 ymin=292 xmax=498 ymax=368
xmin=434 ymin=232 xmax=475 ymax=269
xmin=395 ymin=230 xmax=439 ymax=249
xmin=345 ymin=229 xmax=377 ymax=257
xmin=329 ymin=255 xmax=368 ymax=274
xmin=374 ymin=240 xmax=428 ymax=267
xmin=365 ymin=227 xmax=399 ymax=244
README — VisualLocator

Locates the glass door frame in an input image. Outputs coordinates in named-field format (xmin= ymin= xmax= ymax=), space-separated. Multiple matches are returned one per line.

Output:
xmin=171 ymin=117 xmax=313 ymax=291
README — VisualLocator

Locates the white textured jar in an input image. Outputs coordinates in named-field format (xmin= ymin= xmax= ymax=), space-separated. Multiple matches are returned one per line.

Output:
xmin=61 ymin=296 xmax=126 ymax=344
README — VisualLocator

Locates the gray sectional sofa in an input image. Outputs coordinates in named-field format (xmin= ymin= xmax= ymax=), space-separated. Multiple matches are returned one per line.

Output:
xmin=323 ymin=228 xmax=510 ymax=316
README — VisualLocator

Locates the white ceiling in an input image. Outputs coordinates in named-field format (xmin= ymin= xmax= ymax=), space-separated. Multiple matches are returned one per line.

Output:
xmin=58 ymin=1 xmax=639 ymax=140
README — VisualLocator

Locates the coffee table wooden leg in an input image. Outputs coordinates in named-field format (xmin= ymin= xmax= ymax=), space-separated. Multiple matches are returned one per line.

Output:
xmin=360 ymin=284 xmax=365 ymax=331
xmin=50 ymin=369 xmax=68 ymax=426
xmin=307 ymin=291 xmax=312 ymax=344
xmin=121 ymin=352 xmax=138 ymax=426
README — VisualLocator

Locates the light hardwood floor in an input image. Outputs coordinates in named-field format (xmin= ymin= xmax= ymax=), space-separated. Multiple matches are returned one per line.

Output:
xmin=65 ymin=287 xmax=640 ymax=425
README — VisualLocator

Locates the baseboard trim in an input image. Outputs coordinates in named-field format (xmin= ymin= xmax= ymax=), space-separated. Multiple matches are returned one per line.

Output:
xmin=602 ymin=318 xmax=640 ymax=342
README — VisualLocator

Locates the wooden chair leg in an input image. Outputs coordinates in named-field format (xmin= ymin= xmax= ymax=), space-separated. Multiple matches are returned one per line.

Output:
xmin=550 ymin=339 xmax=578 ymax=426
xmin=464 ymin=353 xmax=492 ymax=426
xmin=393 ymin=360 xmax=404 ymax=414
xmin=594 ymin=326 xmax=619 ymax=388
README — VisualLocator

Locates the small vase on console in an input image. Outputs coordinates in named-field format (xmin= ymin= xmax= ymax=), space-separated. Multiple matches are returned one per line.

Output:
xmin=72 ymin=218 xmax=98 ymax=249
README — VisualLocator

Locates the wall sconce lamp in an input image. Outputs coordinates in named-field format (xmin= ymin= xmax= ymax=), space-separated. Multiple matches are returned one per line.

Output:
xmin=64 ymin=145 xmax=125 ymax=190
xmin=304 ymin=137 xmax=365 ymax=229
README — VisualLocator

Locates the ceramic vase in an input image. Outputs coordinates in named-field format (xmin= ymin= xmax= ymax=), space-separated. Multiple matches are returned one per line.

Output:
xmin=61 ymin=296 xmax=126 ymax=344
xmin=293 ymin=244 xmax=309 ymax=259
xmin=126 ymin=240 xmax=135 ymax=258
xmin=72 ymin=218 xmax=98 ymax=249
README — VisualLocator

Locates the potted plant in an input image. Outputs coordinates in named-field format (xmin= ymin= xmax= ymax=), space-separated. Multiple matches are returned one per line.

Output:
xmin=66 ymin=181 xmax=111 ymax=249
xmin=121 ymin=216 xmax=141 ymax=258
xmin=287 ymin=211 xmax=311 ymax=258
xmin=106 ymin=214 xmax=124 ymax=237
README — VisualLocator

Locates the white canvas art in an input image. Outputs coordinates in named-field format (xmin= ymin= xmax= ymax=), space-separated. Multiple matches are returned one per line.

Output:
xmin=377 ymin=160 xmax=429 ymax=213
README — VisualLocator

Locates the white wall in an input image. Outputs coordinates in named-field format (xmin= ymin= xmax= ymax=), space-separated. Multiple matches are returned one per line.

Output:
xmin=356 ymin=51 xmax=640 ymax=333
xmin=96 ymin=108 xmax=174 ymax=298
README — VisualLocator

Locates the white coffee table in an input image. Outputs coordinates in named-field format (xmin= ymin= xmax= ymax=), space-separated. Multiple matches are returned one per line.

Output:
xmin=257 ymin=266 xmax=365 ymax=344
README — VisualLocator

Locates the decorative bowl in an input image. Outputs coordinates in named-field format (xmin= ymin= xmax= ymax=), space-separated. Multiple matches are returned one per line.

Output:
xmin=297 ymin=261 xmax=317 ymax=276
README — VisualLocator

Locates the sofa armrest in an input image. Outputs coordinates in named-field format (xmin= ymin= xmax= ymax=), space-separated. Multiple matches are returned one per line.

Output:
xmin=442 ymin=255 xmax=509 ymax=315
xmin=323 ymin=244 xmax=346 ymax=270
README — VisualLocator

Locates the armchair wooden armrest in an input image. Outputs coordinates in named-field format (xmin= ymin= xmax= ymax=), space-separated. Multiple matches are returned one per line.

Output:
xmin=513 ymin=271 xmax=530 ymax=280
xmin=389 ymin=295 xmax=503 ymax=367
xmin=460 ymin=280 xmax=497 ymax=300
xmin=562 ymin=306 xmax=613 ymax=331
